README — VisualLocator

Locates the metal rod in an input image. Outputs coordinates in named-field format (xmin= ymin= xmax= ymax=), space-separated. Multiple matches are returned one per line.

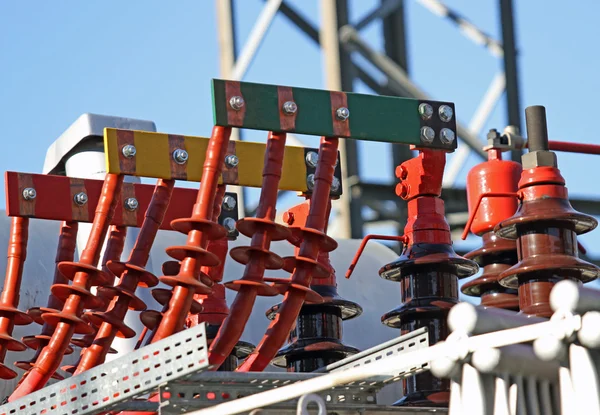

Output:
xmin=355 ymin=0 xmax=402 ymax=31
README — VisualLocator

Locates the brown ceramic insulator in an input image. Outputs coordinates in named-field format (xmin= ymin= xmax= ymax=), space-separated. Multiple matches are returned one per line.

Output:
xmin=462 ymin=232 xmax=519 ymax=310
xmin=238 ymin=136 xmax=339 ymax=372
xmin=0 ymin=217 xmax=32 ymax=379
xmin=74 ymin=180 xmax=175 ymax=374
xmin=148 ymin=126 xmax=231 ymax=344
xmin=10 ymin=173 xmax=124 ymax=400
xmin=209 ymin=132 xmax=290 ymax=369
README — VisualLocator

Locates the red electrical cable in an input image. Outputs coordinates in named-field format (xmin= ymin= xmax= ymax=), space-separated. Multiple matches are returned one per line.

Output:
xmin=0 ymin=217 xmax=32 ymax=379
xmin=10 ymin=173 xmax=123 ymax=400
xmin=547 ymin=140 xmax=600 ymax=155
xmin=74 ymin=180 xmax=174 ymax=374
xmin=237 ymin=136 xmax=339 ymax=372
xmin=208 ymin=132 xmax=288 ymax=368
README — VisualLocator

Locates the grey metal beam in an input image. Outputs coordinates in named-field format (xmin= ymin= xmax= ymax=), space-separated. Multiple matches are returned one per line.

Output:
xmin=339 ymin=25 xmax=488 ymax=159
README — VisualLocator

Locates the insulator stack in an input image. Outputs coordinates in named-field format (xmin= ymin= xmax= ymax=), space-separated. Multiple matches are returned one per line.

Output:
xmin=73 ymin=180 xmax=174 ymax=374
xmin=0 ymin=217 xmax=33 ymax=379
xmin=495 ymin=106 xmax=600 ymax=317
xmin=209 ymin=132 xmax=290 ymax=369
xmin=10 ymin=173 xmax=124 ymax=399
xmin=147 ymin=126 xmax=231 ymax=343
xmin=379 ymin=150 xmax=478 ymax=407
xmin=238 ymin=136 xmax=339 ymax=372
xmin=268 ymin=201 xmax=361 ymax=372
xmin=17 ymin=221 xmax=78 ymax=379
xmin=462 ymin=146 xmax=522 ymax=310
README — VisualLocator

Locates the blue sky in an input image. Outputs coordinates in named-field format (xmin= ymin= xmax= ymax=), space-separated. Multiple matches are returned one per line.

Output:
xmin=1 ymin=1 xmax=599 ymax=258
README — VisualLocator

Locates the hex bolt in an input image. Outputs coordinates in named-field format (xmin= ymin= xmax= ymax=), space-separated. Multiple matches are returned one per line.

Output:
xmin=418 ymin=103 xmax=433 ymax=120
xmin=229 ymin=96 xmax=245 ymax=111
xmin=305 ymin=151 xmax=319 ymax=168
xmin=440 ymin=128 xmax=456 ymax=144
xmin=22 ymin=188 xmax=36 ymax=200
xmin=73 ymin=192 xmax=88 ymax=206
xmin=306 ymin=174 xmax=315 ymax=191
xmin=283 ymin=101 xmax=297 ymax=115
xmin=420 ymin=126 xmax=435 ymax=144
xmin=223 ymin=217 xmax=237 ymax=234
xmin=283 ymin=211 xmax=295 ymax=225
xmin=225 ymin=154 xmax=239 ymax=168
xmin=336 ymin=107 xmax=350 ymax=121
xmin=222 ymin=195 xmax=237 ymax=211
xmin=124 ymin=197 xmax=139 ymax=211
xmin=122 ymin=144 xmax=137 ymax=159
xmin=438 ymin=105 xmax=454 ymax=122
xmin=331 ymin=177 xmax=341 ymax=192
xmin=172 ymin=148 xmax=189 ymax=165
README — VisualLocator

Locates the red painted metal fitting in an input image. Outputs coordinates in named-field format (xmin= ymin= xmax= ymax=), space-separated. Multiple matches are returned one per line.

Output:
xmin=379 ymin=149 xmax=478 ymax=408
xmin=461 ymin=150 xmax=522 ymax=310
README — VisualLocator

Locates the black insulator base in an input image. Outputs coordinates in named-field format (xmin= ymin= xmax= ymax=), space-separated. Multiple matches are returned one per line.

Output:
xmin=205 ymin=324 xmax=254 ymax=371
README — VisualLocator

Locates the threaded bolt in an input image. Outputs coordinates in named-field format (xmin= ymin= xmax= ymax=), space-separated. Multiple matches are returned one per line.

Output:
xmin=229 ymin=96 xmax=245 ymax=111
xmin=73 ymin=192 xmax=88 ymax=206
xmin=225 ymin=154 xmax=239 ymax=168
xmin=223 ymin=217 xmax=237 ymax=234
xmin=307 ymin=174 xmax=315 ymax=190
xmin=331 ymin=176 xmax=340 ymax=192
xmin=22 ymin=188 xmax=36 ymax=200
xmin=440 ymin=128 xmax=456 ymax=144
xmin=122 ymin=144 xmax=137 ymax=158
xmin=305 ymin=151 xmax=318 ymax=168
xmin=124 ymin=197 xmax=139 ymax=211
xmin=172 ymin=149 xmax=189 ymax=164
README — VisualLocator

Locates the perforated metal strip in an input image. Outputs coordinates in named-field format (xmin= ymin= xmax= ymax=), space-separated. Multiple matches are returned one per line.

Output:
xmin=0 ymin=323 xmax=208 ymax=415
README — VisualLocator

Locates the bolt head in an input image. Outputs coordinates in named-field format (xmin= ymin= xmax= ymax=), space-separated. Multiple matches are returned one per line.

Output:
xmin=73 ymin=192 xmax=88 ymax=206
xmin=223 ymin=217 xmax=237 ymax=233
xmin=172 ymin=149 xmax=189 ymax=164
xmin=222 ymin=195 xmax=237 ymax=211
xmin=440 ymin=128 xmax=456 ymax=144
xmin=306 ymin=174 xmax=315 ymax=190
xmin=418 ymin=103 xmax=433 ymax=120
xmin=420 ymin=126 xmax=435 ymax=143
xmin=122 ymin=144 xmax=137 ymax=159
xmin=331 ymin=177 xmax=340 ymax=192
xmin=225 ymin=154 xmax=239 ymax=169
xmin=305 ymin=151 xmax=319 ymax=168
xmin=439 ymin=105 xmax=454 ymax=122
xmin=282 ymin=211 xmax=295 ymax=225
xmin=22 ymin=187 xmax=36 ymax=200
xmin=335 ymin=107 xmax=350 ymax=121
xmin=282 ymin=101 xmax=297 ymax=115
xmin=229 ymin=96 xmax=245 ymax=111
xmin=124 ymin=197 xmax=139 ymax=211
xmin=395 ymin=165 xmax=408 ymax=180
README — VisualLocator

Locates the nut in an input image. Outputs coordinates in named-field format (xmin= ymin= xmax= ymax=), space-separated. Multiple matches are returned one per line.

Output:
xmin=438 ymin=105 xmax=454 ymax=122
xmin=420 ymin=126 xmax=435 ymax=143
xmin=73 ymin=192 xmax=88 ymax=206
xmin=22 ymin=188 xmax=36 ymax=200
xmin=306 ymin=174 xmax=315 ymax=190
xmin=282 ymin=101 xmax=297 ymax=115
xmin=223 ymin=217 xmax=237 ymax=233
xmin=124 ymin=197 xmax=139 ymax=211
xmin=440 ymin=128 xmax=456 ymax=144
xmin=283 ymin=211 xmax=295 ymax=225
xmin=122 ymin=144 xmax=137 ymax=158
xmin=335 ymin=107 xmax=350 ymax=121
xmin=222 ymin=195 xmax=237 ymax=211
xmin=225 ymin=154 xmax=239 ymax=168
xmin=172 ymin=149 xmax=189 ymax=164
xmin=229 ymin=96 xmax=245 ymax=111
xmin=305 ymin=151 xmax=318 ymax=168
xmin=331 ymin=177 xmax=340 ymax=192
xmin=522 ymin=151 xmax=558 ymax=169
xmin=418 ymin=103 xmax=433 ymax=120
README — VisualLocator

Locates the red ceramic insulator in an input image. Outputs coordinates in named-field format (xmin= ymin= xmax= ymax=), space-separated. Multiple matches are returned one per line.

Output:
xmin=237 ymin=136 xmax=339 ymax=372
xmin=74 ymin=180 xmax=174 ymax=374
xmin=0 ymin=217 xmax=33 ymax=379
xmin=10 ymin=173 xmax=124 ymax=400
xmin=462 ymin=150 xmax=521 ymax=310
xmin=147 ymin=126 xmax=231 ymax=343
xmin=209 ymin=132 xmax=290 ymax=369
xmin=18 ymin=222 xmax=78 ymax=378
